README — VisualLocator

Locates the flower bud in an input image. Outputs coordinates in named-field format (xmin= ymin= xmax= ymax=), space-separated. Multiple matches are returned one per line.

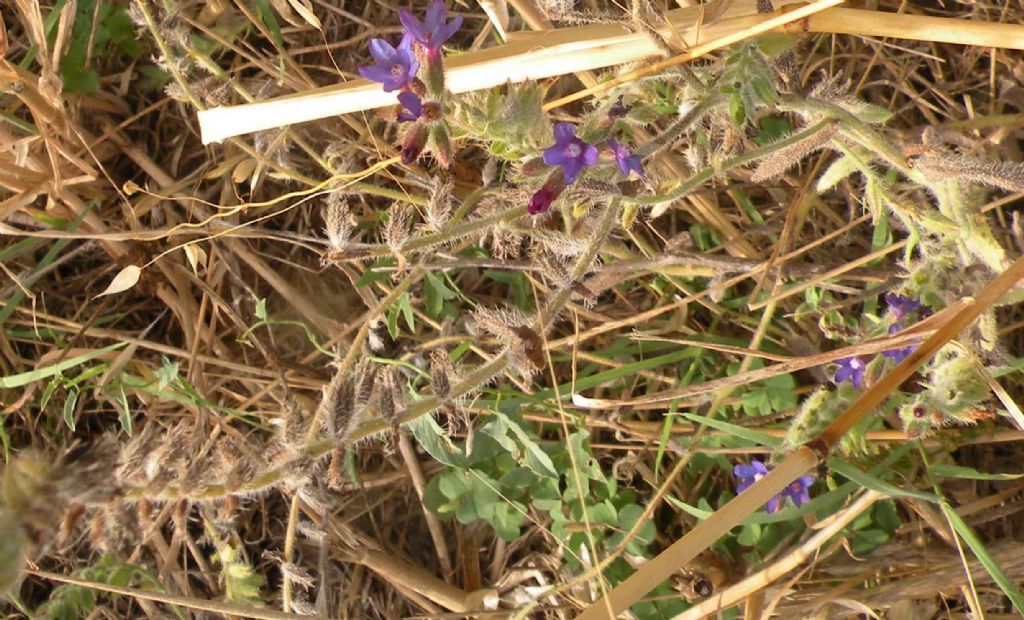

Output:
xmin=401 ymin=121 xmax=429 ymax=165
xmin=528 ymin=172 xmax=566 ymax=215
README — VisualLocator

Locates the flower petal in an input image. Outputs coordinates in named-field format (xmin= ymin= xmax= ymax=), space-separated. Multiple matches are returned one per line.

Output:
xmin=561 ymin=159 xmax=584 ymax=184
xmin=437 ymin=14 xmax=463 ymax=45
xmin=399 ymin=11 xmax=428 ymax=43
xmin=581 ymin=143 xmax=600 ymax=167
xmin=552 ymin=122 xmax=575 ymax=145
xmin=543 ymin=145 xmax=568 ymax=167
xmin=734 ymin=464 xmax=756 ymax=479
xmin=425 ymin=0 xmax=447 ymax=30
xmin=358 ymin=65 xmax=392 ymax=84
xmin=367 ymin=38 xmax=395 ymax=63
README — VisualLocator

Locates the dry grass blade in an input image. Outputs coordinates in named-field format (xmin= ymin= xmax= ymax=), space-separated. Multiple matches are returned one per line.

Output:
xmin=197 ymin=0 xmax=836 ymax=143
xmin=28 ymin=570 xmax=321 ymax=620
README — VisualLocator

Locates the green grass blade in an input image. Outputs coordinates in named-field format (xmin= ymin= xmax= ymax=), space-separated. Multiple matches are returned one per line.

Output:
xmin=941 ymin=501 xmax=1024 ymax=613
xmin=0 ymin=342 xmax=126 ymax=389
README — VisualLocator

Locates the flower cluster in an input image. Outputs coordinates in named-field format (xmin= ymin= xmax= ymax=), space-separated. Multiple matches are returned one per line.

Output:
xmin=733 ymin=459 xmax=814 ymax=513
xmin=528 ymin=104 xmax=645 ymax=215
xmin=833 ymin=294 xmax=925 ymax=389
xmin=358 ymin=0 xmax=462 ymax=166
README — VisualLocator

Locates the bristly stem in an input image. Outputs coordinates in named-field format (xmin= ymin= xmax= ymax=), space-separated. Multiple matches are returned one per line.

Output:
xmin=627 ymin=119 xmax=833 ymax=207
xmin=121 ymin=200 xmax=624 ymax=504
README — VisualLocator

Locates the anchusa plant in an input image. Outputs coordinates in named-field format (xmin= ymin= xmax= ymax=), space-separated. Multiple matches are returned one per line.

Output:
xmin=358 ymin=0 xmax=461 ymax=166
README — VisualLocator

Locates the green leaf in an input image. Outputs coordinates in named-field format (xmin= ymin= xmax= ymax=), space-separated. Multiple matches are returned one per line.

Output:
xmin=728 ymin=91 xmax=745 ymax=125
xmin=737 ymin=522 xmax=762 ymax=546
xmin=254 ymin=298 xmax=268 ymax=320
xmin=941 ymin=501 xmax=1024 ymax=613
xmin=115 ymin=386 xmax=132 ymax=436
xmin=409 ymin=415 xmax=465 ymax=467
xmin=828 ymin=460 xmax=939 ymax=502
xmin=483 ymin=270 xmax=530 ymax=310
xmin=423 ymin=475 xmax=451 ymax=516
xmin=756 ymin=33 xmax=798 ymax=56
xmin=567 ymin=430 xmax=604 ymax=481
xmin=680 ymin=412 xmax=782 ymax=448
xmin=499 ymin=467 xmax=536 ymax=488
xmin=356 ymin=258 xmax=395 ymax=287
xmin=0 ymin=342 xmax=127 ymax=389
xmin=424 ymin=272 xmax=456 ymax=318
xmin=850 ymin=528 xmax=889 ymax=555
xmin=63 ymin=388 xmax=79 ymax=432
xmin=492 ymin=502 xmax=525 ymax=541
xmin=492 ymin=411 xmax=558 ymax=479
xmin=585 ymin=501 xmax=618 ymax=527
xmin=614 ymin=503 xmax=656 ymax=552
xmin=930 ymin=463 xmax=1024 ymax=481
xmin=399 ymin=293 xmax=415 ymax=333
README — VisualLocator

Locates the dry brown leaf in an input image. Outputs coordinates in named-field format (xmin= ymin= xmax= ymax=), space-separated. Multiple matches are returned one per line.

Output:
xmin=96 ymin=265 xmax=142 ymax=298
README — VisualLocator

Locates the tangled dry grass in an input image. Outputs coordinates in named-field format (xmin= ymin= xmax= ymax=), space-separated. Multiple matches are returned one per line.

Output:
xmin=2 ymin=0 xmax=1024 ymax=618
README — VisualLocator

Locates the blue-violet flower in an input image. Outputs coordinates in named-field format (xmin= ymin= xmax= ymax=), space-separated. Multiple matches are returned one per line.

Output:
xmin=607 ymin=95 xmax=633 ymax=121
xmin=399 ymin=0 xmax=463 ymax=56
xmin=781 ymin=474 xmax=815 ymax=508
xmin=397 ymin=91 xmax=424 ymax=122
xmin=543 ymin=123 xmax=599 ymax=185
xmin=883 ymin=324 xmax=918 ymax=364
xmin=608 ymin=139 xmax=644 ymax=178
xmin=358 ymin=35 xmax=419 ymax=92
xmin=835 ymin=356 xmax=866 ymax=388
xmin=734 ymin=460 xmax=780 ymax=513
xmin=884 ymin=293 xmax=922 ymax=321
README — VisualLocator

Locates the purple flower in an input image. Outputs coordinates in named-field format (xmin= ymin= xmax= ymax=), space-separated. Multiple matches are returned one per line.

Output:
xmin=733 ymin=460 xmax=781 ymax=513
xmin=401 ymin=122 xmax=429 ymax=164
xmin=608 ymin=139 xmax=644 ymax=178
xmin=781 ymin=474 xmax=815 ymax=508
xmin=607 ymin=95 xmax=633 ymax=121
xmin=397 ymin=91 xmax=424 ymax=122
xmin=542 ymin=123 xmax=599 ymax=185
xmin=834 ymin=356 xmax=866 ymax=388
xmin=399 ymin=0 xmax=463 ymax=55
xmin=884 ymin=293 xmax=922 ymax=321
xmin=883 ymin=324 xmax=918 ymax=364
xmin=529 ymin=187 xmax=556 ymax=215
xmin=528 ymin=174 xmax=566 ymax=216
xmin=358 ymin=35 xmax=419 ymax=92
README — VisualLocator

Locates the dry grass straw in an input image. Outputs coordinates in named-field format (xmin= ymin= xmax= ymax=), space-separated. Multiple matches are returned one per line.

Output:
xmin=576 ymin=254 xmax=1024 ymax=619
xmin=197 ymin=0 xmax=840 ymax=144
xmin=197 ymin=0 xmax=1024 ymax=144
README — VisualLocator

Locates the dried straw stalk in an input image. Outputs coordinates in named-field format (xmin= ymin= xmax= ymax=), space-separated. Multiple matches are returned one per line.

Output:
xmin=197 ymin=0 xmax=1024 ymax=145
xmin=197 ymin=0 xmax=839 ymax=144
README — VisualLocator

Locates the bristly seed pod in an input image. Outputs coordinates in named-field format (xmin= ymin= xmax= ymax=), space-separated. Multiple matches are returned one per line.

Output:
xmin=750 ymin=121 xmax=838 ymax=183
xmin=383 ymin=204 xmax=412 ymax=278
xmin=426 ymin=175 xmax=453 ymax=231
xmin=429 ymin=349 xmax=452 ymax=400
xmin=323 ymin=192 xmax=353 ymax=258
xmin=354 ymin=359 xmax=378 ymax=413
xmin=328 ymin=446 xmax=346 ymax=491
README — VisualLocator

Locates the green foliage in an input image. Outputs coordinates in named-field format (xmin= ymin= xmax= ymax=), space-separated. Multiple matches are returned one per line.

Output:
xmin=717 ymin=41 xmax=779 ymax=126
xmin=204 ymin=521 xmax=265 ymax=606
xmin=57 ymin=1 xmax=143 ymax=95
xmin=36 ymin=555 xmax=175 ymax=620
xmin=419 ymin=411 xmax=659 ymax=567
xmin=452 ymin=83 xmax=549 ymax=159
